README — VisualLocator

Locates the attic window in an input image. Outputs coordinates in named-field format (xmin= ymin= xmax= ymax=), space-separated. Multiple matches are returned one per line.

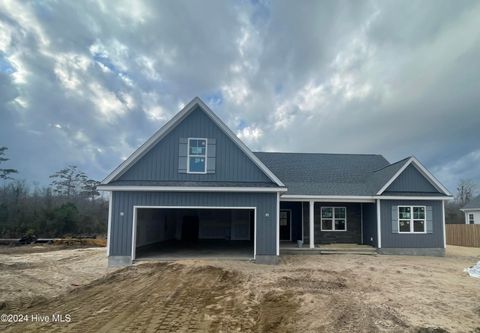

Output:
xmin=187 ymin=138 xmax=207 ymax=174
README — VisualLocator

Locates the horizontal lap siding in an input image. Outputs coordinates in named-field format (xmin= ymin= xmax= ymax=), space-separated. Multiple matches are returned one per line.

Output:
xmin=118 ymin=107 xmax=272 ymax=183
xmin=110 ymin=191 xmax=277 ymax=256
xmin=380 ymin=200 xmax=444 ymax=248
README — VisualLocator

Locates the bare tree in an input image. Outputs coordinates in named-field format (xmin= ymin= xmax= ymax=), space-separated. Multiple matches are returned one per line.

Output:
xmin=49 ymin=165 xmax=87 ymax=198
xmin=0 ymin=147 xmax=18 ymax=181
xmin=456 ymin=179 xmax=477 ymax=207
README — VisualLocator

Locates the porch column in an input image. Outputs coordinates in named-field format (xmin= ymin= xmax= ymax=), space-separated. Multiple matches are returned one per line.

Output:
xmin=309 ymin=200 xmax=314 ymax=248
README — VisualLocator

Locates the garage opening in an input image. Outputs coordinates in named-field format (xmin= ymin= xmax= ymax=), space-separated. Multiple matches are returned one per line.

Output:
xmin=133 ymin=207 xmax=255 ymax=260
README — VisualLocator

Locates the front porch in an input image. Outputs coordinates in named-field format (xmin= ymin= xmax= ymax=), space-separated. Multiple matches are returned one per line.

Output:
xmin=279 ymin=199 xmax=379 ymax=253
xmin=280 ymin=242 xmax=377 ymax=255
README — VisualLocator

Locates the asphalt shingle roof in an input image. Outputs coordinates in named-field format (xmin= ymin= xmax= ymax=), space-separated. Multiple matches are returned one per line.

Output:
xmin=464 ymin=195 xmax=480 ymax=209
xmin=254 ymin=152 xmax=400 ymax=196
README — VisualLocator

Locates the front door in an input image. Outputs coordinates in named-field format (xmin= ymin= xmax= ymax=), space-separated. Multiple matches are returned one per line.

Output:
xmin=280 ymin=210 xmax=291 ymax=241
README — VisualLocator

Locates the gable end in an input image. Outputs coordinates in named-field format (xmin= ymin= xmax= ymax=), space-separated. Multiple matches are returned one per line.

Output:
xmin=101 ymin=98 xmax=284 ymax=187
xmin=384 ymin=164 xmax=440 ymax=194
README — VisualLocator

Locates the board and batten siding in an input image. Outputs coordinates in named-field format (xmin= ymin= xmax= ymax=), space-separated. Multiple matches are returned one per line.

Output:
xmin=110 ymin=191 xmax=278 ymax=257
xmin=117 ymin=106 xmax=272 ymax=184
xmin=384 ymin=164 xmax=440 ymax=194
xmin=380 ymin=200 xmax=444 ymax=248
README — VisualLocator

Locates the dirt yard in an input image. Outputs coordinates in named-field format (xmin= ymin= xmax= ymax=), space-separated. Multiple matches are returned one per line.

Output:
xmin=1 ymin=246 xmax=479 ymax=332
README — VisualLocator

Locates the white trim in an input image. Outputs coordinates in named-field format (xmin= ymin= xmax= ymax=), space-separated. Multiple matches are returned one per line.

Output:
xmin=442 ymin=200 xmax=446 ymax=248
xmin=360 ymin=203 xmax=364 ymax=244
xmin=107 ymin=193 xmax=112 ymax=256
xmin=281 ymin=195 xmax=375 ymax=202
xmin=320 ymin=206 xmax=347 ymax=232
xmin=102 ymin=97 xmax=285 ymax=187
xmin=276 ymin=192 xmax=280 ymax=255
xmin=397 ymin=205 xmax=427 ymax=234
xmin=376 ymin=196 xmax=450 ymax=200
xmin=460 ymin=208 xmax=480 ymax=212
xmin=132 ymin=206 xmax=137 ymax=260
xmin=131 ymin=205 xmax=257 ymax=261
xmin=98 ymin=185 xmax=287 ymax=193
xmin=279 ymin=209 xmax=292 ymax=241
xmin=376 ymin=157 xmax=451 ymax=196
xmin=301 ymin=202 xmax=304 ymax=242
xmin=281 ymin=195 xmax=450 ymax=202
xmin=376 ymin=199 xmax=381 ymax=248
xmin=309 ymin=200 xmax=314 ymax=248
xmin=186 ymin=138 xmax=207 ymax=174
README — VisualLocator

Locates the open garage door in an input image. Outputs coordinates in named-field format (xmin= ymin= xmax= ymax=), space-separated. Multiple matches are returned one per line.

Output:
xmin=132 ymin=207 xmax=255 ymax=261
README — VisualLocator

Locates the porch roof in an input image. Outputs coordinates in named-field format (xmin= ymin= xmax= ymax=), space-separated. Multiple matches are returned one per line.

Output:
xmin=255 ymin=152 xmax=394 ymax=196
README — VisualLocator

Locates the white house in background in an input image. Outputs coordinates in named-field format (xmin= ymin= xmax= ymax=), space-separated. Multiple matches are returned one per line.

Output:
xmin=461 ymin=195 xmax=480 ymax=224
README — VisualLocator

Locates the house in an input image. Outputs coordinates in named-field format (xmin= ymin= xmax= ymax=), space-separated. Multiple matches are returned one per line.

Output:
xmin=98 ymin=97 xmax=452 ymax=266
xmin=460 ymin=195 xmax=480 ymax=224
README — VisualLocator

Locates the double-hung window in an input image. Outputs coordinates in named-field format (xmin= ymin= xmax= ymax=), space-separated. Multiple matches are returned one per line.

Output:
xmin=398 ymin=206 xmax=426 ymax=233
xmin=187 ymin=138 xmax=207 ymax=174
xmin=469 ymin=214 xmax=475 ymax=224
xmin=321 ymin=207 xmax=347 ymax=231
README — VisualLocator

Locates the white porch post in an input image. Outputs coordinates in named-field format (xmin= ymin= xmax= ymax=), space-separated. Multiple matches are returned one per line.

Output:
xmin=376 ymin=199 xmax=382 ymax=248
xmin=309 ymin=200 xmax=314 ymax=248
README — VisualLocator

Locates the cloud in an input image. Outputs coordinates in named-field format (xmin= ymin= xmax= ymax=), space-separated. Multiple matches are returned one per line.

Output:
xmin=0 ymin=0 xmax=479 ymax=194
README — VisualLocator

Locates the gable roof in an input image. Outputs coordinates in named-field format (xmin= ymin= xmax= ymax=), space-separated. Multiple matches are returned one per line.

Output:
xmin=375 ymin=156 xmax=451 ymax=196
xmin=463 ymin=195 xmax=480 ymax=210
xmin=367 ymin=157 xmax=411 ymax=194
xmin=101 ymin=97 xmax=285 ymax=187
xmin=255 ymin=153 xmax=452 ymax=197
xmin=254 ymin=152 xmax=389 ymax=196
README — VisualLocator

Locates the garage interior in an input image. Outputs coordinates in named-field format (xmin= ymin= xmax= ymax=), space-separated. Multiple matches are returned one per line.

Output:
xmin=134 ymin=208 xmax=255 ymax=260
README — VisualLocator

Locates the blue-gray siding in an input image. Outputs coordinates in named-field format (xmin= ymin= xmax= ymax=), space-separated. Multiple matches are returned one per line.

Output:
xmin=362 ymin=203 xmax=377 ymax=246
xmin=385 ymin=165 xmax=439 ymax=194
xmin=110 ymin=191 xmax=278 ymax=257
xmin=118 ymin=107 xmax=272 ymax=184
xmin=380 ymin=200 xmax=444 ymax=248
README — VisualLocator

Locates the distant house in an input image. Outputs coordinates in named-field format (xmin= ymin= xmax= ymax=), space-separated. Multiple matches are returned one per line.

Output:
xmin=98 ymin=97 xmax=452 ymax=266
xmin=460 ymin=195 xmax=480 ymax=224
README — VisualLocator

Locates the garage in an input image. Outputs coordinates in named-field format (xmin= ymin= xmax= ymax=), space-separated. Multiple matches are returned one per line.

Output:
xmin=132 ymin=207 xmax=255 ymax=260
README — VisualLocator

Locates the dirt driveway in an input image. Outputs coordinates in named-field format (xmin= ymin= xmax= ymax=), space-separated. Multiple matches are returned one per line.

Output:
xmin=1 ymin=246 xmax=479 ymax=332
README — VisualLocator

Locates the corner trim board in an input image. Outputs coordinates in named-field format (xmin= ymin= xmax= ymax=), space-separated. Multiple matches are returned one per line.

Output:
xmin=276 ymin=192 xmax=280 ymax=255
xmin=107 ymin=192 xmax=112 ymax=256
xmin=442 ymin=200 xmax=446 ymax=248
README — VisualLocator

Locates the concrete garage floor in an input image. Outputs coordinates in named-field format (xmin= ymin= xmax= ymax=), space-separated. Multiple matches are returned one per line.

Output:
xmin=135 ymin=240 xmax=254 ymax=261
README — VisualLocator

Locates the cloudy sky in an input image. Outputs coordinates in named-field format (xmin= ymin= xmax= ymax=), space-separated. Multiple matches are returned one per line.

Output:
xmin=0 ymin=0 xmax=479 ymax=192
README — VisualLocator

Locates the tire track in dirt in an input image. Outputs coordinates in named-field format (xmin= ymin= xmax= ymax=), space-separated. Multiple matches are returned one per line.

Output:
xmin=1 ymin=262 xmax=295 ymax=333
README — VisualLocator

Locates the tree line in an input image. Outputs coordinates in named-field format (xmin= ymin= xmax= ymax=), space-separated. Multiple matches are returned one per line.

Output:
xmin=0 ymin=145 xmax=478 ymax=237
xmin=0 ymin=147 xmax=107 ymax=238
